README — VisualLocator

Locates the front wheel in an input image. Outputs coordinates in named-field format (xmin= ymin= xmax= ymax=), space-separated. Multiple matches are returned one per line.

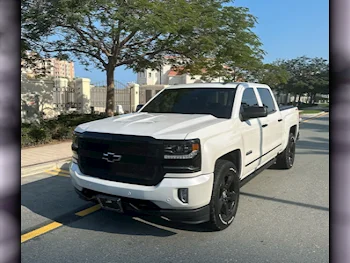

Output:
xmin=275 ymin=132 xmax=296 ymax=169
xmin=207 ymin=160 xmax=240 ymax=231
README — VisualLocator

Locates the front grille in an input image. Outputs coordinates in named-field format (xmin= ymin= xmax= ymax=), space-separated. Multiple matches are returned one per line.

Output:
xmin=77 ymin=132 xmax=165 ymax=186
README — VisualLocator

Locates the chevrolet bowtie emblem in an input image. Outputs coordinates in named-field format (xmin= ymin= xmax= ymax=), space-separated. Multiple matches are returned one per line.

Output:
xmin=102 ymin=152 xmax=122 ymax=163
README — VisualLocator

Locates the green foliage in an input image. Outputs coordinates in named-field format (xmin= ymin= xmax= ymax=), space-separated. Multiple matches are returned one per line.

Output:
xmin=22 ymin=0 xmax=265 ymax=114
xmin=21 ymin=113 xmax=107 ymax=147
xmin=249 ymin=61 xmax=290 ymax=90
xmin=27 ymin=126 xmax=51 ymax=145
xmin=280 ymin=56 xmax=329 ymax=97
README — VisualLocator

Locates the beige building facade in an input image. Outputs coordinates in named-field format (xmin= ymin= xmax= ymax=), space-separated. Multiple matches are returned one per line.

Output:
xmin=21 ymin=52 xmax=75 ymax=80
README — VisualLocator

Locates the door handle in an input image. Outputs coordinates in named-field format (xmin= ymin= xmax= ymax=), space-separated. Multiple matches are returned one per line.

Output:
xmin=278 ymin=119 xmax=283 ymax=122
xmin=262 ymin=124 xmax=268 ymax=128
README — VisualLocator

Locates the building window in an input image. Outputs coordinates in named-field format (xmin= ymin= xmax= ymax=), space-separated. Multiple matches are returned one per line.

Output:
xmin=148 ymin=72 xmax=151 ymax=78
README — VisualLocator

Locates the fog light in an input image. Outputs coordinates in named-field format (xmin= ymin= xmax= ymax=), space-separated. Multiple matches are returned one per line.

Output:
xmin=72 ymin=151 xmax=78 ymax=164
xmin=178 ymin=188 xmax=188 ymax=203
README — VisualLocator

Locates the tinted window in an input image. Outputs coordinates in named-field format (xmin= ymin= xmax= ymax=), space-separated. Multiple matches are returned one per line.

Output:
xmin=240 ymin=88 xmax=259 ymax=113
xmin=257 ymin=88 xmax=276 ymax=113
xmin=141 ymin=88 xmax=236 ymax=119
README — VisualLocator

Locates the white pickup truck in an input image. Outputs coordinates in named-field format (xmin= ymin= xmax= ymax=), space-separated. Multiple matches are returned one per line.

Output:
xmin=70 ymin=82 xmax=299 ymax=231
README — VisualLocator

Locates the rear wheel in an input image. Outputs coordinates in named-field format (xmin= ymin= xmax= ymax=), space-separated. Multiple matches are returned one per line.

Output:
xmin=208 ymin=160 xmax=240 ymax=231
xmin=275 ymin=132 xmax=296 ymax=169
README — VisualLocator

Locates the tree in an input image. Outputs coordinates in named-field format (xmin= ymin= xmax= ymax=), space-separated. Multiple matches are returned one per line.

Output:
xmin=306 ymin=57 xmax=329 ymax=103
xmin=22 ymin=0 xmax=265 ymax=116
xmin=280 ymin=56 xmax=329 ymax=104
xmin=248 ymin=61 xmax=290 ymax=91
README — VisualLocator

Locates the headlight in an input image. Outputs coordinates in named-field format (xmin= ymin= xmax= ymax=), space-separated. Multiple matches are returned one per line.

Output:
xmin=72 ymin=132 xmax=80 ymax=148
xmin=164 ymin=139 xmax=200 ymax=159
xmin=72 ymin=132 xmax=81 ymax=163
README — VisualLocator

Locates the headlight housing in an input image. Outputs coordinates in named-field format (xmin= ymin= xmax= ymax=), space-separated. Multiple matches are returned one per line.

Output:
xmin=71 ymin=131 xmax=81 ymax=163
xmin=164 ymin=139 xmax=200 ymax=159
xmin=163 ymin=139 xmax=201 ymax=173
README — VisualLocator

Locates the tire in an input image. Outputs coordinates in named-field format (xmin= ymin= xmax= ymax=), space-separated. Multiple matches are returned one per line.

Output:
xmin=275 ymin=132 xmax=296 ymax=169
xmin=207 ymin=160 xmax=240 ymax=231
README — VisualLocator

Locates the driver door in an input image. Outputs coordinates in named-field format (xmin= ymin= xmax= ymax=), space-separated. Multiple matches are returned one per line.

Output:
xmin=239 ymin=88 xmax=263 ymax=178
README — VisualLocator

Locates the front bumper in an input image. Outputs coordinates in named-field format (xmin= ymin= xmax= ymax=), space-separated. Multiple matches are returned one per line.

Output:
xmin=74 ymin=187 xmax=210 ymax=224
xmin=69 ymin=163 xmax=213 ymax=210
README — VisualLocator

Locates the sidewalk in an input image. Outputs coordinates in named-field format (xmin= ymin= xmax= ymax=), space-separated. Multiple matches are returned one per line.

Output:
xmin=21 ymin=141 xmax=72 ymax=177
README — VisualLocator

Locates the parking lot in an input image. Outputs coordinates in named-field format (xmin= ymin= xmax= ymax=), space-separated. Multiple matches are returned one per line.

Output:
xmin=21 ymin=114 xmax=329 ymax=263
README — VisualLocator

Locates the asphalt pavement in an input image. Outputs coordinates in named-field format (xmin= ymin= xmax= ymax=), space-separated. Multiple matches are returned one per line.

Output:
xmin=21 ymin=114 xmax=329 ymax=263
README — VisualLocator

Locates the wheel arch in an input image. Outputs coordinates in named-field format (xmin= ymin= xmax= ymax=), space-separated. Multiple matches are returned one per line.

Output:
xmin=215 ymin=149 xmax=242 ymax=178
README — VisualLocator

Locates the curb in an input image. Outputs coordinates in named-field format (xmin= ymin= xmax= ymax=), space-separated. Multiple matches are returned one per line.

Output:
xmin=21 ymin=158 xmax=72 ymax=178
xmin=300 ymin=111 xmax=328 ymax=123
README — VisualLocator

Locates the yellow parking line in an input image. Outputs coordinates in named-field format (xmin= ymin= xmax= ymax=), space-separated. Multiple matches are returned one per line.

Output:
xmin=45 ymin=170 xmax=70 ymax=177
xmin=301 ymin=112 xmax=329 ymax=123
xmin=21 ymin=204 xmax=102 ymax=243
xmin=21 ymin=222 xmax=62 ymax=243
xmin=54 ymin=168 xmax=70 ymax=175
xmin=75 ymin=204 xmax=101 ymax=217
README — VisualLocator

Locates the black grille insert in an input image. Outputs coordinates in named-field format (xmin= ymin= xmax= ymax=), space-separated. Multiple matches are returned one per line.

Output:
xmin=77 ymin=132 xmax=165 ymax=186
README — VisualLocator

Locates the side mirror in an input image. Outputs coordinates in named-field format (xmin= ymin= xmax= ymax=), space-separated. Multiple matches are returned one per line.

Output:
xmin=135 ymin=104 xmax=144 ymax=112
xmin=241 ymin=106 xmax=268 ymax=121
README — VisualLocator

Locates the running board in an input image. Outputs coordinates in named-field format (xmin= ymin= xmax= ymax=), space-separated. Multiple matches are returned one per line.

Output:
xmin=240 ymin=158 xmax=276 ymax=187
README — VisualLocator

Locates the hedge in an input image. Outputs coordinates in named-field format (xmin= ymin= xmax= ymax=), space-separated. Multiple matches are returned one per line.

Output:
xmin=21 ymin=113 xmax=108 ymax=148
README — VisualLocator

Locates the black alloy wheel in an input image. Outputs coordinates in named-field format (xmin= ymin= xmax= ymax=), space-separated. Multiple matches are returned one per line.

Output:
xmin=208 ymin=160 xmax=240 ymax=231
xmin=275 ymin=132 xmax=296 ymax=169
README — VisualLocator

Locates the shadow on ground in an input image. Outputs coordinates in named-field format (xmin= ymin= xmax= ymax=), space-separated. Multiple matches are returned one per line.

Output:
xmin=21 ymin=169 xmax=329 ymax=237
xmin=297 ymin=139 xmax=329 ymax=153
xmin=300 ymin=116 xmax=329 ymax=133
xmin=21 ymin=175 xmax=214 ymax=237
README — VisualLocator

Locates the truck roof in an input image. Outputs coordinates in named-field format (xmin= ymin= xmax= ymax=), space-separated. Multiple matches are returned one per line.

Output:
xmin=165 ymin=82 xmax=270 ymax=89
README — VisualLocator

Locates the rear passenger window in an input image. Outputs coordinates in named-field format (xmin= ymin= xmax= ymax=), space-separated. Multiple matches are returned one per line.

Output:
xmin=240 ymin=88 xmax=259 ymax=113
xmin=257 ymin=88 xmax=276 ymax=114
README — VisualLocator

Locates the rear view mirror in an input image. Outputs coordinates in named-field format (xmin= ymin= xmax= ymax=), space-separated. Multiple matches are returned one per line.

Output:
xmin=241 ymin=106 xmax=268 ymax=121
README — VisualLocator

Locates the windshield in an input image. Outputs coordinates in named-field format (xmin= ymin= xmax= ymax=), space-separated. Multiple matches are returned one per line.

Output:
xmin=141 ymin=88 xmax=236 ymax=119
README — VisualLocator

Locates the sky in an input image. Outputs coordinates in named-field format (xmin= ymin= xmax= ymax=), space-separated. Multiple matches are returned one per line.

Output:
xmin=73 ymin=0 xmax=329 ymax=84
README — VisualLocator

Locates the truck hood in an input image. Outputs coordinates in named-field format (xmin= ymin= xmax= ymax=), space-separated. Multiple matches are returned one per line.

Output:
xmin=75 ymin=113 xmax=227 ymax=140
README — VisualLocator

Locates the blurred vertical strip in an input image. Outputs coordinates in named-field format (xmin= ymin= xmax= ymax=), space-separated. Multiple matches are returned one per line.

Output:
xmin=331 ymin=0 xmax=350 ymax=263
xmin=0 ymin=0 xmax=21 ymax=263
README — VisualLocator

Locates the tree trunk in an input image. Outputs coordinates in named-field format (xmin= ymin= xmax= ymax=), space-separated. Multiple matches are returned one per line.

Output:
xmin=105 ymin=67 xmax=115 ymax=116
xmin=297 ymin=93 xmax=302 ymax=104
xmin=293 ymin=93 xmax=298 ymax=104
xmin=307 ymin=92 xmax=311 ymax=104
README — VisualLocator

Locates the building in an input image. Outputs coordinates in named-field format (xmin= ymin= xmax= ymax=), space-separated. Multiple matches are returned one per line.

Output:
xmin=21 ymin=52 xmax=75 ymax=80
xmin=137 ymin=64 xmax=226 ymax=86
xmin=136 ymin=58 xmax=231 ymax=103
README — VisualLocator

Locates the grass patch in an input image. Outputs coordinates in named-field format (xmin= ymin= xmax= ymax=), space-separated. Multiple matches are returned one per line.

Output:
xmin=318 ymin=103 xmax=329 ymax=108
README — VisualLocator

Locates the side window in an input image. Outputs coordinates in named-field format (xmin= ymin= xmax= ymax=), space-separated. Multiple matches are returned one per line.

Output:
xmin=240 ymin=88 xmax=259 ymax=113
xmin=257 ymin=88 xmax=276 ymax=114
